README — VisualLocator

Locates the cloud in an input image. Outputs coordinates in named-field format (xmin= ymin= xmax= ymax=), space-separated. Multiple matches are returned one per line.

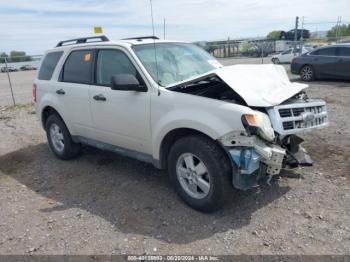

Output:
xmin=0 ymin=0 xmax=349 ymax=54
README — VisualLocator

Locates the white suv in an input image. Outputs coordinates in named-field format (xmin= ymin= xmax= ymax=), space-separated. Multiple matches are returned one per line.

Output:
xmin=34 ymin=36 xmax=328 ymax=212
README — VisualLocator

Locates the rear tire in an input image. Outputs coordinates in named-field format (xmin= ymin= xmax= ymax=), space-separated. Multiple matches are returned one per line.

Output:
xmin=300 ymin=65 xmax=315 ymax=81
xmin=45 ymin=114 xmax=81 ymax=160
xmin=167 ymin=135 xmax=232 ymax=212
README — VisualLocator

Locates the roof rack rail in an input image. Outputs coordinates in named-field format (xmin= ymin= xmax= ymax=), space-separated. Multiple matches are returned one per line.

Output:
xmin=121 ymin=36 xmax=159 ymax=41
xmin=56 ymin=35 xmax=109 ymax=47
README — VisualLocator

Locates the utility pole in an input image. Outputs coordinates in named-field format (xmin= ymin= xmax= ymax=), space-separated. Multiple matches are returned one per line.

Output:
xmin=4 ymin=57 xmax=16 ymax=106
xmin=300 ymin=16 xmax=304 ymax=53
xmin=293 ymin=16 xmax=299 ymax=55
xmin=335 ymin=16 xmax=342 ymax=43
xmin=163 ymin=18 xmax=166 ymax=40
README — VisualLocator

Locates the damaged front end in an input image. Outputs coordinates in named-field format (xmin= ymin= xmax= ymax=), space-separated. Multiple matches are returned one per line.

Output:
xmin=167 ymin=64 xmax=328 ymax=190
xmin=218 ymin=98 xmax=328 ymax=190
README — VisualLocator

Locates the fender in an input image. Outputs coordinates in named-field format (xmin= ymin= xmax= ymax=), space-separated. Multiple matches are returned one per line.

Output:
xmin=152 ymin=108 xmax=248 ymax=160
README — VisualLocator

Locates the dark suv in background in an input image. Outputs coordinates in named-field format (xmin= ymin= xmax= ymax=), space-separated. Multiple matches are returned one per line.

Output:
xmin=291 ymin=44 xmax=350 ymax=81
xmin=280 ymin=29 xmax=310 ymax=41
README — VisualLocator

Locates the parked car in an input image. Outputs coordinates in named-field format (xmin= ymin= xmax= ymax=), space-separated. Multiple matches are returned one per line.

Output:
xmin=291 ymin=44 xmax=350 ymax=81
xmin=0 ymin=66 xmax=18 ymax=72
xmin=34 ymin=36 xmax=328 ymax=212
xmin=272 ymin=47 xmax=311 ymax=64
xmin=241 ymin=47 xmax=269 ymax=57
xmin=280 ymin=29 xmax=310 ymax=41
xmin=20 ymin=64 xmax=37 ymax=71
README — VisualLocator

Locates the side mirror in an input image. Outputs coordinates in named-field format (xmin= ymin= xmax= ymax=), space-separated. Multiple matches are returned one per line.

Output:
xmin=111 ymin=74 xmax=147 ymax=92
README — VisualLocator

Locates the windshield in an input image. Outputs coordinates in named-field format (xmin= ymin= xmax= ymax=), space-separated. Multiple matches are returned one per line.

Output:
xmin=132 ymin=43 xmax=221 ymax=87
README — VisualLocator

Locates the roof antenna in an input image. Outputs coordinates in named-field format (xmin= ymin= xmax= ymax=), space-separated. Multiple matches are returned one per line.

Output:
xmin=149 ymin=0 xmax=161 ymax=96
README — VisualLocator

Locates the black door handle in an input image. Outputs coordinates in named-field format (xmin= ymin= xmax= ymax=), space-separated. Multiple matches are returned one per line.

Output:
xmin=93 ymin=94 xmax=106 ymax=101
xmin=56 ymin=89 xmax=65 ymax=95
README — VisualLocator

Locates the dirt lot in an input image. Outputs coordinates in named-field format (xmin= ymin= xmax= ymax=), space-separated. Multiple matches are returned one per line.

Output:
xmin=0 ymin=70 xmax=37 ymax=107
xmin=0 ymin=62 xmax=349 ymax=255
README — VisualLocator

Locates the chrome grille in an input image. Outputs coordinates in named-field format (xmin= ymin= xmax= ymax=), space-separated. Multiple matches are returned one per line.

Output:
xmin=268 ymin=99 xmax=328 ymax=135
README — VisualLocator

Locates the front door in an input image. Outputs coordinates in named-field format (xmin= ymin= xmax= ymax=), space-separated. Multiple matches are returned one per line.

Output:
xmin=310 ymin=47 xmax=339 ymax=78
xmin=89 ymin=48 xmax=151 ymax=154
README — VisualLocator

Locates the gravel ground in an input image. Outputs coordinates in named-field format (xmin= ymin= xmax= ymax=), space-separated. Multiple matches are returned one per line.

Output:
xmin=0 ymin=62 xmax=349 ymax=255
xmin=0 ymin=70 xmax=37 ymax=107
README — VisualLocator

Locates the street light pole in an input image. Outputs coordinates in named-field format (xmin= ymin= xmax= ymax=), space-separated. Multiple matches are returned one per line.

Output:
xmin=293 ymin=16 xmax=299 ymax=55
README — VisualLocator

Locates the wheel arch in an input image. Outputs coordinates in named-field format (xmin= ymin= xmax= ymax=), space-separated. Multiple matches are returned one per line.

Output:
xmin=299 ymin=63 xmax=314 ymax=74
xmin=157 ymin=127 xmax=228 ymax=170
xmin=41 ymin=106 xmax=65 ymax=129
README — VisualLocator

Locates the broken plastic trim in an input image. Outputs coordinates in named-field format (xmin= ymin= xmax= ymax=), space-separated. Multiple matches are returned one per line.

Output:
xmin=219 ymin=131 xmax=286 ymax=190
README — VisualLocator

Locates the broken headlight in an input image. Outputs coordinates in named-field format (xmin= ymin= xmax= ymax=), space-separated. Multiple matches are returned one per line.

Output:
xmin=242 ymin=111 xmax=275 ymax=142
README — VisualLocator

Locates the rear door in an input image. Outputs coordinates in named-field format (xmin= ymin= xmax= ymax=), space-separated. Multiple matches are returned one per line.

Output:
xmin=56 ymin=49 xmax=95 ymax=138
xmin=336 ymin=47 xmax=350 ymax=79
xmin=89 ymin=48 xmax=151 ymax=154
xmin=309 ymin=47 xmax=338 ymax=78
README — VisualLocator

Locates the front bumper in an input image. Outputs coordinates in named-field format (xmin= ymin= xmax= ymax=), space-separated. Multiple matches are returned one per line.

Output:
xmin=226 ymin=137 xmax=285 ymax=190
xmin=219 ymin=133 xmax=313 ymax=190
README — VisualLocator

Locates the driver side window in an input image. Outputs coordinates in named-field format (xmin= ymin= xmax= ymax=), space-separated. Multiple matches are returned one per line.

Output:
xmin=96 ymin=49 xmax=139 ymax=86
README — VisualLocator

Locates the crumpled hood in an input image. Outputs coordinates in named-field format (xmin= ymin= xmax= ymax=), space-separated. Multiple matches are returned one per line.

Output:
xmin=168 ymin=64 xmax=308 ymax=107
xmin=215 ymin=64 xmax=308 ymax=107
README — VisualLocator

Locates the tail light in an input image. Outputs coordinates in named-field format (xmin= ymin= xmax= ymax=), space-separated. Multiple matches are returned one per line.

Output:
xmin=32 ymin=84 xmax=37 ymax=103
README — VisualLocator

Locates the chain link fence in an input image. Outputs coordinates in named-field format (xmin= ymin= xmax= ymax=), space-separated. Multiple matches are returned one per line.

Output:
xmin=0 ymin=55 xmax=42 ymax=107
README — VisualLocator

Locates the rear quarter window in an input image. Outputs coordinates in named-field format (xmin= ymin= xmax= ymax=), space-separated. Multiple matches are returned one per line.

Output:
xmin=38 ymin=51 xmax=63 ymax=80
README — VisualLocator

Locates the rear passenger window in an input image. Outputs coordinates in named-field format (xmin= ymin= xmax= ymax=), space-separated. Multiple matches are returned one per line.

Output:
xmin=38 ymin=51 xmax=63 ymax=80
xmin=61 ymin=50 xmax=93 ymax=84
xmin=96 ymin=49 xmax=138 ymax=86
xmin=312 ymin=47 xmax=336 ymax=56
xmin=337 ymin=47 xmax=350 ymax=57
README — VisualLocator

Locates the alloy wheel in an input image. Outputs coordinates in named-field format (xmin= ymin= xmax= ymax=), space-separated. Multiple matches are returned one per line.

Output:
xmin=301 ymin=66 xmax=313 ymax=81
xmin=49 ymin=123 xmax=65 ymax=152
xmin=176 ymin=153 xmax=211 ymax=199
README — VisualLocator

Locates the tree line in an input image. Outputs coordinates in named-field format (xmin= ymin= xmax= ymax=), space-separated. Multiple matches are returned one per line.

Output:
xmin=0 ymin=51 xmax=32 ymax=63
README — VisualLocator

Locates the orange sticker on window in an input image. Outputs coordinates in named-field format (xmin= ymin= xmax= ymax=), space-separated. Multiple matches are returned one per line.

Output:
xmin=84 ymin=53 xmax=91 ymax=61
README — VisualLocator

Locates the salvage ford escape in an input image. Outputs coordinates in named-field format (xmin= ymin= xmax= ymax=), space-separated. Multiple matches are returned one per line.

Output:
xmin=34 ymin=36 xmax=328 ymax=212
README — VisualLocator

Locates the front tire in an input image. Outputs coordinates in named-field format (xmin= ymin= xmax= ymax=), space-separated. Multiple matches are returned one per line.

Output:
xmin=168 ymin=135 xmax=232 ymax=212
xmin=300 ymin=65 xmax=315 ymax=81
xmin=45 ymin=114 xmax=81 ymax=160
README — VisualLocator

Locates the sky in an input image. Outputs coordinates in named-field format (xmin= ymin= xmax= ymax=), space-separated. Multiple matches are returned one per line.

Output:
xmin=0 ymin=0 xmax=349 ymax=55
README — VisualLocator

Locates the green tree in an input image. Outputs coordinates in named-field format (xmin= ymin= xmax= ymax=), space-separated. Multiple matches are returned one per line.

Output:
xmin=327 ymin=24 xmax=350 ymax=40
xmin=9 ymin=50 xmax=32 ymax=62
xmin=241 ymin=42 xmax=253 ymax=53
xmin=266 ymin=30 xmax=282 ymax=40
xmin=0 ymin=52 xmax=8 ymax=64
